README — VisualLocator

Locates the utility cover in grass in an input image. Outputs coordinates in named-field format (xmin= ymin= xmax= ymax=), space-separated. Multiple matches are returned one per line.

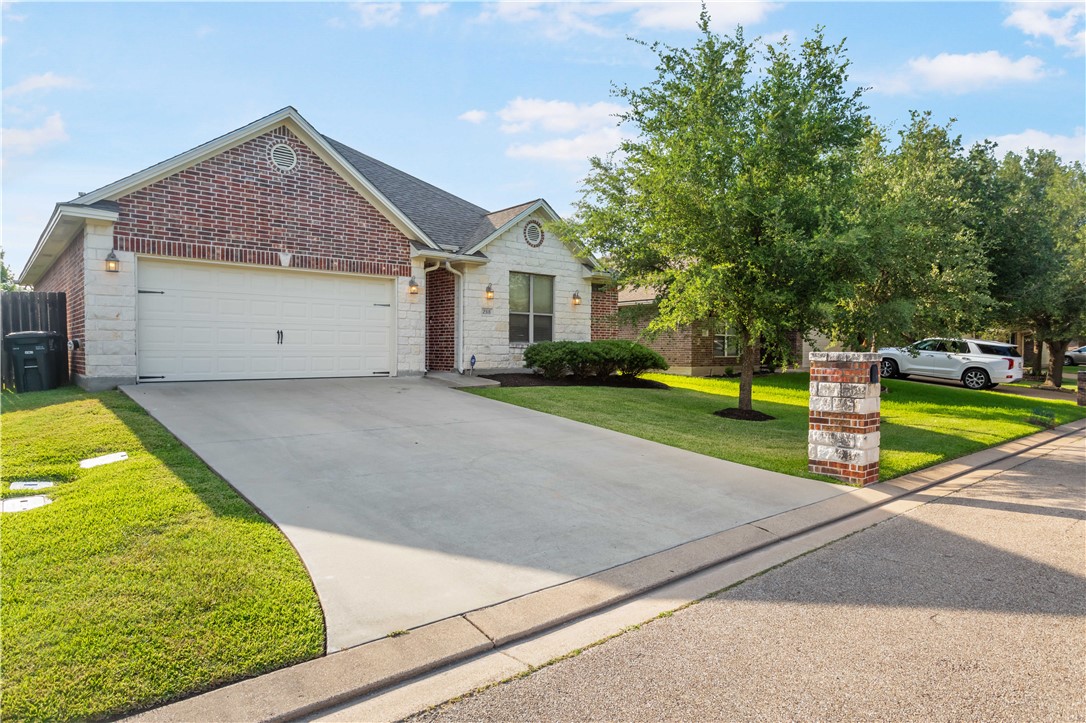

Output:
xmin=79 ymin=451 xmax=128 ymax=468
xmin=2 ymin=495 xmax=52 ymax=513
xmin=9 ymin=481 xmax=55 ymax=491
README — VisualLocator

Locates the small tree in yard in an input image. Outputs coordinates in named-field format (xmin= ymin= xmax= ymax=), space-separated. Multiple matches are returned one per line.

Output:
xmin=553 ymin=15 xmax=868 ymax=413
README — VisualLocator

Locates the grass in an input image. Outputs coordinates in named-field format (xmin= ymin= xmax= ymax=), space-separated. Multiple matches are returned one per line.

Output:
xmin=467 ymin=372 xmax=1086 ymax=483
xmin=0 ymin=387 xmax=324 ymax=722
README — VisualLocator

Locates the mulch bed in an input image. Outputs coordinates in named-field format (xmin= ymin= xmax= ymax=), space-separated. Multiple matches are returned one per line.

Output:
xmin=480 ymin=373 xmax=670 ymax=390
xmin=713 ymin=408 xmax=776 ymax=422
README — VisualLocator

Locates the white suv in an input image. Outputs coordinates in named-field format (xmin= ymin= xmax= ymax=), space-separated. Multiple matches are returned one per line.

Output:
xmin=878 ymin=338 xmax=1023 ymax=390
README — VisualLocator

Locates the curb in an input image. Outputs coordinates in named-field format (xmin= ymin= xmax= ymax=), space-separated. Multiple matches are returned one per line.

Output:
xmin=128 ymin=419 xmax=1086 ymax=722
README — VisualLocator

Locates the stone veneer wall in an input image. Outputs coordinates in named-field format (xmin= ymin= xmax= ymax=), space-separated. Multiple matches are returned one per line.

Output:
xmin=808 ymin=351 xmax=881 ymax=486
xmin=459 ymin=212 xmax=592 ymax=371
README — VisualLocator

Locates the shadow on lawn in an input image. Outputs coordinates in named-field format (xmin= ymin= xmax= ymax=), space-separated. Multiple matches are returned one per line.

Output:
xmin=95 ymin=391 xmax=272 ymax=524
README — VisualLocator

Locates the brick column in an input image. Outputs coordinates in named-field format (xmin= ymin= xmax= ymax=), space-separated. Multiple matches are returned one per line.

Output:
xmin=1077 ymin=370 xmax=1085 ymax=407
xmin=808 ymin=352 xmax=881 ymax=486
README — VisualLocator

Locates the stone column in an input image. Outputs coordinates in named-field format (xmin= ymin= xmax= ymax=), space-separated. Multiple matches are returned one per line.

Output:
xmin=1077 ymin=370 xmax=1085 ymax=407
xmin=808 ymin=351 xmax=882 ymax=486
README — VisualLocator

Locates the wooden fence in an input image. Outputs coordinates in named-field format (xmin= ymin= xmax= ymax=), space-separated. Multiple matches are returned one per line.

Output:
xmin=1 ymin=291 xmax=69 ymax=387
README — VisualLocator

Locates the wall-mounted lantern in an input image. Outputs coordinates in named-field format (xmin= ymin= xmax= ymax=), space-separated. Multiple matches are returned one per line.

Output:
xmin=105 ymin=250 xmax=120 ymax=273
xmin=572 ymin=291 xmax=582 ymax=306
xmin=407 ymin=276 xmax=419 ymax=295
xmin=485 ymin=283 xmax=495 ymax=300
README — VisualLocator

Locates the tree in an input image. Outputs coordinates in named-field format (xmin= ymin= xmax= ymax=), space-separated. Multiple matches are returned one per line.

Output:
xmin=554 ymin=16 xmax=868 ymax=412
xmin=984 ymin=150 xmax=1086 ymax=387
xmin=1 ymin=248 xmax=24 ymax=292
xmin=826 ymin=112 xmax=992 ymax=350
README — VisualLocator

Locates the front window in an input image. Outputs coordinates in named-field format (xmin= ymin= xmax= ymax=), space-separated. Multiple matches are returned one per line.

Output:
xmin=509 ymin=272 xmax=553 ymax=343
xmin=714 ymin=323 xmax=740 ymax=357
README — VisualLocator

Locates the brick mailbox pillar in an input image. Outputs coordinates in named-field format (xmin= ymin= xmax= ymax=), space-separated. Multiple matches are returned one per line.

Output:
xmin=1077 ymin=370 xmax=1085 ymax=407
xmin=808 ymin=352 xmax=882 ymax=486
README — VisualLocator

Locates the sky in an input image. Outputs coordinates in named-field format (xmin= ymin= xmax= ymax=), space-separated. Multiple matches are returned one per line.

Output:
xmin=2 ymin=1 xmax=1084 ymax=276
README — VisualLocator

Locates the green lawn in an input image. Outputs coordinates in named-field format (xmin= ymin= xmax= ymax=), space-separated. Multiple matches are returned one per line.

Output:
xmin=468 ymin=372 xmax=1086 ymax=482
xmin=0 ymin=387 xmax=324 ymax=722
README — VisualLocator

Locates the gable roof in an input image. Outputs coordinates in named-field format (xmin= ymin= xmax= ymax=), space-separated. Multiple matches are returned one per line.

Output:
xmin=22 ymin=106 xmax=605 ymax=282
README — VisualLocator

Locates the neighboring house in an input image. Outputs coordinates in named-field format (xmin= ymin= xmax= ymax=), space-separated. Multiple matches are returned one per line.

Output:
xmin=20 ymin=107 xmax=617 ymax=390
xmin=616 ymin=288 xmax=803 ymax=376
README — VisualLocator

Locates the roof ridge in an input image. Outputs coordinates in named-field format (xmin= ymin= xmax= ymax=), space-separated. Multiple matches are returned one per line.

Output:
xmin=485 ymin=199 xmax=542 ymax=217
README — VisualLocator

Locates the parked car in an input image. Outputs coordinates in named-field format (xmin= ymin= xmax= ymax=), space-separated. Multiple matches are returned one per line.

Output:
xmin=878 ymin=338 xmax=1023 ymax=390
xmin=1064 ymin=345 xmax=1086 ymax=367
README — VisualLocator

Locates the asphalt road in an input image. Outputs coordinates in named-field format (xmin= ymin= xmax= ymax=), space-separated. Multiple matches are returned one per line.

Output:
xmin=415 ymin=430 xmax=1086 ymax=722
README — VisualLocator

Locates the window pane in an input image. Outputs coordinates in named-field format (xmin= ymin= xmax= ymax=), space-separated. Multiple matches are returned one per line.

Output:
xmin=510 ymin=273 xmax=530 ymax=313
xmin=714 ymin=335 xmax=724 ymax=356
xmin=532 ymin=275 xmax=553 ymax=314
xmin=534 ymin=314 xmax=552 ymax=342
xmin=510 ymin=313 xmax=529 ymax=343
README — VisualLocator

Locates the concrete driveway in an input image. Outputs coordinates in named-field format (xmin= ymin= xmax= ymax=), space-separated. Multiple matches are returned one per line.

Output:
xmin=124 ymin=376 xmax=845 ymax=652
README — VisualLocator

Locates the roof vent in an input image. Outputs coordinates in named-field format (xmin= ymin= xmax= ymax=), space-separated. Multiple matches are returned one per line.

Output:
xmin=269 ymin=143 xmax=298 ymax=172
xmin=524 ymin=220 xmax=544 ymax=248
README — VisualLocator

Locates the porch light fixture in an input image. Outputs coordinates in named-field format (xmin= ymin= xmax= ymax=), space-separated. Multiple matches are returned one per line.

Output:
xmin=485 ymin=283 xmax=494 ymax=300
xmin=408 ymin=276 xmax=419 ymax=295
xmin=572 ymin=291 xmax=582 ymax=305
xmin=105 ymin=250 xmax=120 ymax=273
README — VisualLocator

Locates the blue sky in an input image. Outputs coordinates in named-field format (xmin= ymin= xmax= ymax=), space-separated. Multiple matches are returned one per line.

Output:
xmin=3 ymin=1 xmax=1084 ymax=275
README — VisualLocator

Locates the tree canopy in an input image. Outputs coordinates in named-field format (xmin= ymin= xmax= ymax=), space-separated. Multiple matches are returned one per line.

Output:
xmin=554 ymin=15 xmax=868 ymax=411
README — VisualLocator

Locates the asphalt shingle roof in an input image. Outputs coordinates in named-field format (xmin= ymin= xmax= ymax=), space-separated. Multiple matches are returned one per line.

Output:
xmin=325 ymin=136 xmax=503 ymax=252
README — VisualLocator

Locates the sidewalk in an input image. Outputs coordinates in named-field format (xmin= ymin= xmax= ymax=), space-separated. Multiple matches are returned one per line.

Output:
xmin=408 ymin=427 xmax=1086 ymax=721
xmin=129 ymin=420 xmax=1085 ymax=723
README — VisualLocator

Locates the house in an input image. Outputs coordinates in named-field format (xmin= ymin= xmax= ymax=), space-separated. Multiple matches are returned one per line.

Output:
xmin=19 ymin=107 xmax=617 ymax=390
xmin=616 ymin=288 xmax=804 ymax=376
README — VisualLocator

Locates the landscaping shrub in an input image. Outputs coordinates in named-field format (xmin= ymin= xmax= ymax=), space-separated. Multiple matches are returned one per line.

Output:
xmin=523 ymin=340 xmax=667 ymax=378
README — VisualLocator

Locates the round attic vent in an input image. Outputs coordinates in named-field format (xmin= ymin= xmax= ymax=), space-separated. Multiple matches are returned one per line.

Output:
xmin=269 ymin=143 xmax=298 ymax=172
xmin=524 ymin=220 xmax=544 ymax=248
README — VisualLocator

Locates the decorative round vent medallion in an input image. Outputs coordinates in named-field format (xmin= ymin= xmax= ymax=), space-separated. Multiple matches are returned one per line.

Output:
xmin=524 ymin=220 xmax=544 ymax=248
xmin=269 ymin=143 xmax=298 ymax=172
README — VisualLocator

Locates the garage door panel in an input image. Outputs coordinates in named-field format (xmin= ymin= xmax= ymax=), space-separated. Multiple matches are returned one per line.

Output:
xmin=138 ymin=259 xmax=395 ymax=382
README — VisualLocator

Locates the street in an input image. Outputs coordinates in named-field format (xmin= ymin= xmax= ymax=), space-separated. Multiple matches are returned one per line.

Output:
xmin=415 ymin=431 xmax=1086 ymax=721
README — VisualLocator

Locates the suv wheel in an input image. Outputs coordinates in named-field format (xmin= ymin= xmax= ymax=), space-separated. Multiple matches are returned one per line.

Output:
xmin=1065 ymin=355 xmax=1074 ymax=366
xmin=880 ymin=358 xmax=899 ymax=379
xmin=962 ymin=368 xmax=990 ymax=390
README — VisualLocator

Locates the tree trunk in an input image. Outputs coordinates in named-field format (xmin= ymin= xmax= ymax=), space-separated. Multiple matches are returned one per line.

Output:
xmin=1029 ymin=335 xmax=1044 ymax=377
xmin=738 ymin=326 xmax=756 ymax=411
xmin=1042 ymin=339 xmax=1070 ymax=389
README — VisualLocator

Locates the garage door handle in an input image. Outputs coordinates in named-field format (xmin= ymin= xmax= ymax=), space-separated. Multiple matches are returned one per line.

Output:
xmin=277 ymin=330 xmax=283 ymax=345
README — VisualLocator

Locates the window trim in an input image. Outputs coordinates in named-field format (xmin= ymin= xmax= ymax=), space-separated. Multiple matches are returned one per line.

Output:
xmin=509 ymin=272 xmax=554 ymax=344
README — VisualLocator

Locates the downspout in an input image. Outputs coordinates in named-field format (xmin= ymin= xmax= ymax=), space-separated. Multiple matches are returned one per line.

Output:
xmin=444 ymin=261 xmax=465 ymax=373
xmin=421 ymin=262 xmax=441 ymax=374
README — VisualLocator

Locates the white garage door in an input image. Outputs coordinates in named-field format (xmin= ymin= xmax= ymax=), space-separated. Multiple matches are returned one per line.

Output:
xmin=137 ymin=259 xmax=394 ymax=382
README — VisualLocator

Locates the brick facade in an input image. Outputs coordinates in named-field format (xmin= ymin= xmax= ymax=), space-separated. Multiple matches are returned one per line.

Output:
xmin=808 ymin=352 xmax=881 ymax=486
xmin=426 ymin=268 xmax=456 ymax=371
xmin=590 ymin=285 xmax=618 ymax=340
xmin=617 ymin=310 xmax=740 ymax=375
xmin=34 ymin=231 xmax=86 ymax=376
xmin=113 ymin=126 xmax=412 ymax=278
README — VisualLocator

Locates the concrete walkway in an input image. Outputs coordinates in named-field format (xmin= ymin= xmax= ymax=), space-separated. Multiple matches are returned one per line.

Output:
xmin=410 ymin=428 xmax=1086 ymax=722
xmin=122 ymin=376 xmax=843 ymax=652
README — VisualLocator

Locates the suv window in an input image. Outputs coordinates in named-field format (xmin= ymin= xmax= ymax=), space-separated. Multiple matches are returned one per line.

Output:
xmin=913 ymin=339 xmax=940 ymax=351
xmin=975 ymin=343 xmax=1021 ymax=357
xmin=948 ymin=340 xmax=970 ymax=354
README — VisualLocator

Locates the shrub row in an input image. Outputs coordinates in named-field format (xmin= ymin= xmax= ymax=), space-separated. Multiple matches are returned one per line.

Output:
xmin=523 ymin=340 xmax=669 ymax=379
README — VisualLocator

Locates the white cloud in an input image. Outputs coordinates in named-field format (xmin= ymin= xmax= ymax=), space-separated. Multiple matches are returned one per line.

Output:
xmin=875 ymin=51 xmax=1047 ymax=94
xmin=1 ymin=113 xmax=68 ymax=158
xmin=2 ymin=72 xmax=79 ymax=99
xmin=458 ymin=109 xmax=488 ymax=124
xmin=349 ymin=2 xmax=401 ymax=28
xmin=1 ymin=1 xmax=27 ymax=22
xmin=987 ymin=127 xmax=1086 ymax=164
xmin=474 ymin=1 xmax=779 ymax=40
xmin=1004 ymin=2 xmax=1085 ymax=55
xmin=497 ymin=97 xmax=626 ymax=135
xmin=506 ymin=127 xmax=626 ymax=162
xmin=417 ymin=2 xmax=449 ymax=18
xmin=633 ymin=1 xmax=780 ymax=31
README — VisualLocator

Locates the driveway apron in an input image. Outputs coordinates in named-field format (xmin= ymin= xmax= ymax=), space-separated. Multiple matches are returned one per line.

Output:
xmin=123 ymin=377 xmax=845 ymax=651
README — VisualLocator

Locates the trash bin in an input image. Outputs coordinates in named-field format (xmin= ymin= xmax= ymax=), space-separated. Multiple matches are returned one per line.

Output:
xmin=4 ymin=331 xmax=66 ymax=393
